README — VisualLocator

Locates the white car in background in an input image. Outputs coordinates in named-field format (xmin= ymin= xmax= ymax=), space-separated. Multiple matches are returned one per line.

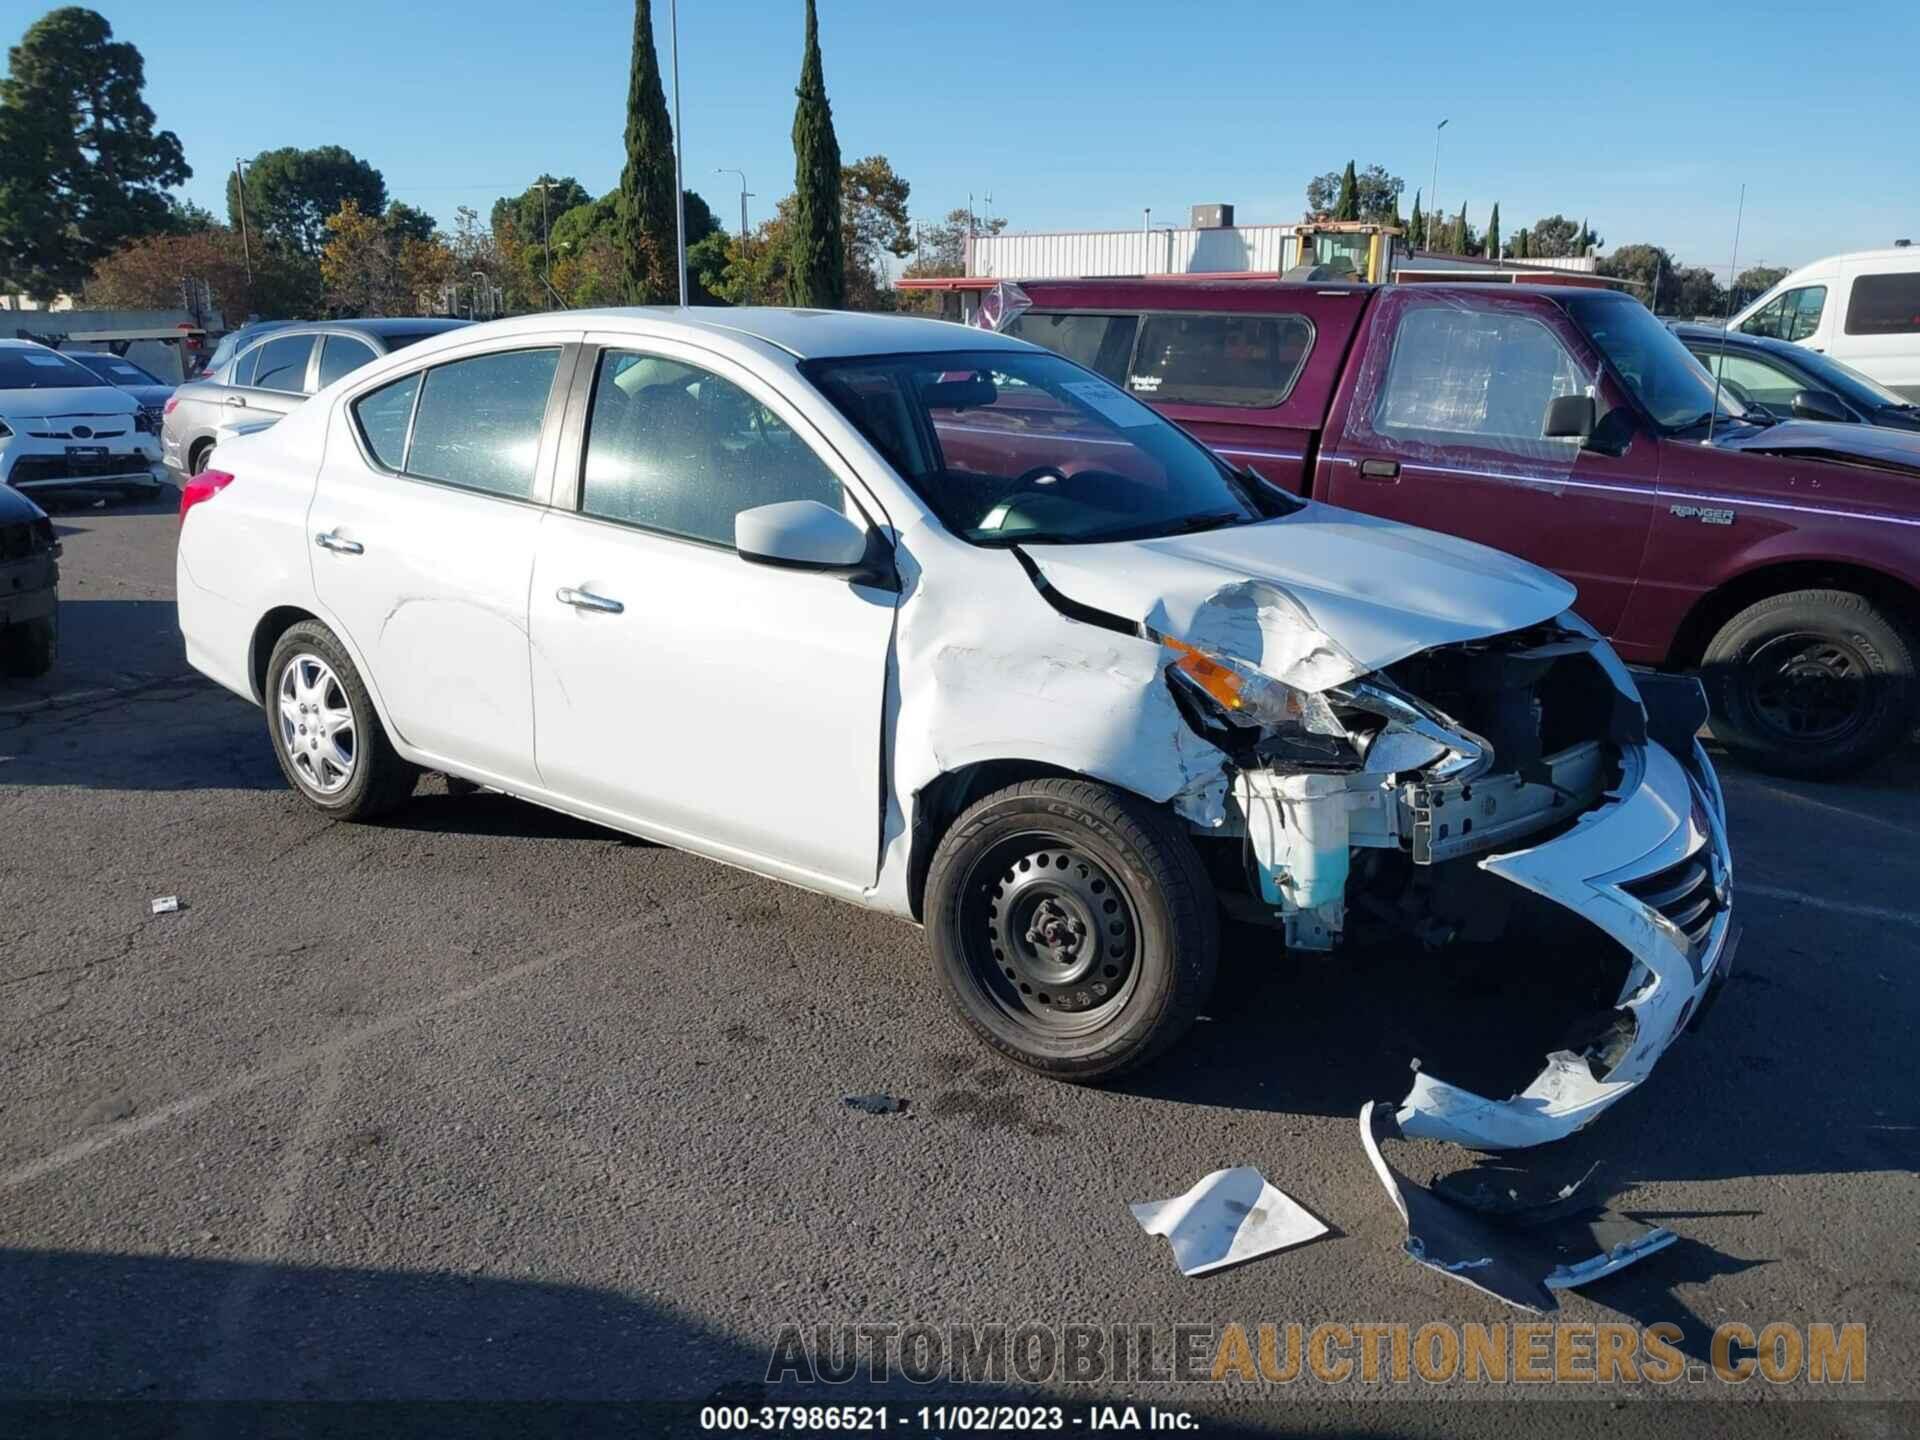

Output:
xmin=176 ymin=307 xmax=1736 ymax=1150
xmin=0 ymin=340 xmax=165 ymax=500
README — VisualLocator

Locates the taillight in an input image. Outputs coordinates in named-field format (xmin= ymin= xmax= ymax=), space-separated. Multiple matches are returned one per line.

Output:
xmin=179 ymin=468 xmax=236 ymax=524
xmin=163 ymin=395 xmax=180 ymax=415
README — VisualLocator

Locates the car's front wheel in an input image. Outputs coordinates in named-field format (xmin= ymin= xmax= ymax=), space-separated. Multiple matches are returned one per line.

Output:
xmin=1702 ymin=588 xmax=1915 ymax=778
xmin=264 ymin=621 xmax=419 ymax=819
xmin=925 ymin=779 xmax=1217 ymax=1082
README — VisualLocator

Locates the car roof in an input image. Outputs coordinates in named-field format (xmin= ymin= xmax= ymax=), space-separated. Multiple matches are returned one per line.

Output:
xmin=440 ymin=306 xmax=1028 ymax=361
xmin=1669 ymin=322 xmax=1798 ymax=354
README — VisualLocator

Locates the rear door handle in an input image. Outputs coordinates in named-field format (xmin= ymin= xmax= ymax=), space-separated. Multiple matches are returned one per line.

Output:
xmin=556 ymin=586 xmax=623 ymax=615
xmin=314 ymin=531 xmax=363 ymax=555
xmin=1359 ymin=459 xmax=1401 ymax=480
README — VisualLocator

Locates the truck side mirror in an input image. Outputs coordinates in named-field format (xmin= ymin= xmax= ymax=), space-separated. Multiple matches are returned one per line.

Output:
xmin=1790 ymin=389 xmax=1850 ymax=424
xmin=1542 ymin=393 xmax=1597 ymax=441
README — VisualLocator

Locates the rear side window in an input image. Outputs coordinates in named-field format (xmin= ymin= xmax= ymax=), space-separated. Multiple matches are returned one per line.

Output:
xmin=1125 ymin=313 xmax=1313 ymax=407
xmin=317 ymin=334 xmax=379 ymax=389
xmin=403 ymin=348 xmax=560 ymax=500
xmin=1004 ymin=312 xmax=1138 ymax=383
xmin=1845 ymin=273 xmax=1920 ymax=336
xmin=251 ymin=334 xmax=314 ymax=393
xmin=352 ymin=373 xmax=420 ymax=470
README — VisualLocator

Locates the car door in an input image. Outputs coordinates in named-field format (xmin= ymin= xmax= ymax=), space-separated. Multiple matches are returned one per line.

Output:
xmin=309 ymin=336 xmax=578 ymax=788
xmin=1321 ymin=288 xmax=1659 ymax=637
xmin=528 ymin=336 xmax=897 ymax=889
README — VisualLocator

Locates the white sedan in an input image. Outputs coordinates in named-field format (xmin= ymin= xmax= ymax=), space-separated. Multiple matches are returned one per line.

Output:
xmin=177 ymin=307 xmax=1736 ymax=1148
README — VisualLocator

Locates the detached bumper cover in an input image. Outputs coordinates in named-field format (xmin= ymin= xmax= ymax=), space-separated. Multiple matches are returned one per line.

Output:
xmin=1396 ymin=736 xmax=1736 ymax=1149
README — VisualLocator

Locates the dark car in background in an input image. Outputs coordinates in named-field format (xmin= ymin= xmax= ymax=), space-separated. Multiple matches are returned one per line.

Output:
xmin=0 ymin=482 xmax=59 ymax=677
xmin=1672 ymin=322 xmax=1920 ymax=431
xmin=63 ymin=350 xmax=176 ymax=439
xmin=163 ymin=318 xmax=472 ymax=480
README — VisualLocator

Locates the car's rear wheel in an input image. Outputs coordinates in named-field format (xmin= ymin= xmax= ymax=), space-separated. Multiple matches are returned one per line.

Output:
xmin=264 ymin=621 xmax=418 ymax=819
xmin=925 ymin=779 xmax=1217 ymax=1082
xmin=0 ymin=613 xmax=56 ymax=678
xmin=1702 ymin=588 xmax=1915 ymax=778
xmin=188 ymin=441 xmax=213 ymax=477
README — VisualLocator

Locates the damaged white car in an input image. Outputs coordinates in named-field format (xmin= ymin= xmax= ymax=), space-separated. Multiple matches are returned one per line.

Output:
xmin=177 ymin=309 xmax=1737 ymax=1148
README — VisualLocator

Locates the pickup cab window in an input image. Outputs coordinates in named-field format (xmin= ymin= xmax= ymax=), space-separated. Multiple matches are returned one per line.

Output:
xmin=1004 ymin=312 xmax=1137 ymax=383
xmin=1374 ymin=306 xmax=1584 ymax=455
xmin=1126 ymin=313 xmax=1312 ymax=408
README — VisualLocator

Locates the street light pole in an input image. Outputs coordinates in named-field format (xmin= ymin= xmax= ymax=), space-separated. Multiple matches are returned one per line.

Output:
xmin=533 ymin=178 xmax=554 ymax=286
xmin=717 ymin=168 xmax=752 ymax=242
xmin=669 ymin=0 xmax=687 ymax=306
xmin=1429 ymin=119 xmax=1448 ymax=251
xmin=232 ymin=158 xmax=254 ymax=287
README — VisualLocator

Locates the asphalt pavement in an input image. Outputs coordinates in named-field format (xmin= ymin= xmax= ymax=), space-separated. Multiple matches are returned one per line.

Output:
xmin=2 ymin=493 xmax=1916 ymax=1437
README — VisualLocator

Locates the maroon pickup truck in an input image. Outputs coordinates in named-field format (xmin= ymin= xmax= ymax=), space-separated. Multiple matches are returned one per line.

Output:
xmin=998 ymin=279 xmax=1920 ymax=777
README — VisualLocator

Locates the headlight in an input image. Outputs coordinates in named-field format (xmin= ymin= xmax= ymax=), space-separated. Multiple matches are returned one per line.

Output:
xmin=1161 ymin=636 xmax=1348 ymax=738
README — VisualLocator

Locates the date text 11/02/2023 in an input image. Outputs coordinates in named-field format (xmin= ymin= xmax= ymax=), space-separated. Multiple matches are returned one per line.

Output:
xmin=698 ymin=1405 xmax=1197 ymax=1431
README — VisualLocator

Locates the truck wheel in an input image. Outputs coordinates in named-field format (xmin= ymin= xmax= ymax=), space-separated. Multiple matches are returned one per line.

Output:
xmin=1701 ymin=589 xmax=1915 ymax=778
xmin=0 ymin=614 xmax=57 ymax=678
xmin=924 ymin=778 xmax=1217 ymax=1082
xmin=264 ymin=621 xmax=419 ymax=820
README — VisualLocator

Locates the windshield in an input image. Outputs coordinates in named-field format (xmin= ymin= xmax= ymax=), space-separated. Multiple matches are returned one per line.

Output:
xmin=803 ymin=349 xmax=1272 ymax=545
xmin=1566 ymin=295 xmax=1749 ymax=429
xmin=74 ymin=354 xmax=161 ymax=386
xmin=0 ymin=348 xmax=103 ymax=392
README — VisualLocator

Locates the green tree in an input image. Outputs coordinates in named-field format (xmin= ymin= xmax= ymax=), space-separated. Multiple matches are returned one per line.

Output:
xmin=1734 ymin=265 xmax=1787 ymax=308
xmin=1332 ymin=160 xmax=1359 ymax=221
xmin=1305 ymin=163 xmax=1403 ymax=223
xmin=840 ymin=154 xmax=912 ymax=310
xmin=1526 ymin=214 xmax=1582 ymax=259
xmin=615 ymin=0 xmax=679 ymax=303
xmin=1485 ymin=203 xmax=1500 ymax=263
xmin=492 ymin=175 xmax=591 ymax=246
xmin=787 ymin=0 xmax=843 ymax=307
xmin=228 ymin=146 xmax=387 ymax=257
xmin=1510 ymin=228 xmax=1530 ymax=259
xmin=0 ymin=7 xmax=189 ymax=299
xmin=1598 ymin=243 xmax=1670 ymax=308
xmin=382 ymin=201 xmax=437 ymax=247
xmin=1406 ymin=190 xmax=1423 ymax=251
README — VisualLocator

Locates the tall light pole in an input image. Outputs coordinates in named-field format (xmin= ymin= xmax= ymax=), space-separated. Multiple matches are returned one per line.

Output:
xmin=669 ymin=0 xmax=687 ymax=306
xmin=1429 ymin=119 xmax=1448 ymax=252
xmin=717 ymin=168 xmax=752 ymax=242
xmin=232 ymin=157 xmax=254 ymax=287
xmin=531 ymin=178 xmax=557 ymax=286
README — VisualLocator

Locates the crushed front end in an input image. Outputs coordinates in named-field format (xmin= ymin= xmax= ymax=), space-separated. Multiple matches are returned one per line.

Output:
xmin=1168 ymin=611 xmax=1737 ymax=1150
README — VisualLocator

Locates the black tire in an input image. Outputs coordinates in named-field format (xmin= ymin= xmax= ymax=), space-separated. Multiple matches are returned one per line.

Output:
xmin=1701 ymin=588 xmax=1915 ymax=778
xmin=0 ymin=613 xmax=56 ymax=678
xmin=263 ymin=620 xmax=419 ymax=820
xmin=188 ymin=440 xmax=213 ymax=477
xmin=924 ymin=778 xmax=1217 ymax=1082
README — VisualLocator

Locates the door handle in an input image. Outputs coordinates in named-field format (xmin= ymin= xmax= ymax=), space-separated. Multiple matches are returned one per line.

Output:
xmin=1359 ymin=459 xmax=1401 ymax=480
xmin=314 ymin=530 xmax=363 ymax=555
xmin=556 ymin=586 xmax=623 ymax=615
xmin=224 ymin=395 xmax=247 ymax=408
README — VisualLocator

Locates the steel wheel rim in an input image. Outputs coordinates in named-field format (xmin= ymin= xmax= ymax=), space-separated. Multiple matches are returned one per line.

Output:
xmin=957 ymin=832 xmax=1143 ymax=1038
xmin=277 ymin=653 xmax=357 ymax=796
xmin=1746 ymin=631 xmax=1873 ymax=744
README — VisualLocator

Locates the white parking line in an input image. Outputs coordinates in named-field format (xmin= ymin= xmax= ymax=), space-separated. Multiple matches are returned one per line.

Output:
xmin=1741 ymin=883 xmax=1920 ymax=929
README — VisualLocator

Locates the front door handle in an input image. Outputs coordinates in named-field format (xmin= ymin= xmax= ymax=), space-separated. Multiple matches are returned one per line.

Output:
xmin=1359 ymin=459 xmax=1401 ymax=480
xmin=314 ymin=531 xmax=363 ymax=555
xmin=556 ymin=586 xmax=624 ymax=615
xmin=224 ymin=395 xmax=247 ymax=408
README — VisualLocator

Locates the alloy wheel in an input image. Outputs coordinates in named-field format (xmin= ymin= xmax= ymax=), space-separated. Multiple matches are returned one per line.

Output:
xmin=277 ymin=652 xmax=357 ymax=796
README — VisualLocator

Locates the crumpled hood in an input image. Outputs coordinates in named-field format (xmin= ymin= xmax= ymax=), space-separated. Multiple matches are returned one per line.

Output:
xmin=0 ymin=385 xmax=140 ymax=424
xmin=1021 ymin=501 xmax=1576 ymax=692
xmin=1713 ymin=418 xmax=1920 ymax=476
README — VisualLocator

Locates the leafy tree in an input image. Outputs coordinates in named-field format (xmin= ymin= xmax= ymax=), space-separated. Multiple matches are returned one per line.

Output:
xmin=319 ymin=199 xmax=404 ymax=316
xmin=616 ymin=0 xmax=679 ymax=303
xmin=893 ymin=204 xmax=1006 ymax=312
xmin=1305 ymin=162 xmax=1403 ymax=224
xmin=1485 ymin=203 xmax=1500 ymax=263
xmin=1598 ymin=242 xmax=1669 ymax=306
xmin=167 ymin=197 xmax=219 ymax=233
xmin=492 ymin=175 xmax=591 ymax=248
xmin=840 ymin=155 xmax=912 ymax=310
xmin=787 ymin=0 xmax=843 ymax=307
xmin=1509 ymin=228 xmax=1530 ymax=260
xmin=1406 ymin=191 xmax=1423 ymax=251
xmin=1734 ymin=265 xmax=1787 ymax=308
xmin=228 ymin=146 xmax=387 ymax=258
xmin=382 ymin=201 xmax=438 ymax=246
xmin=1332 ymin=161 xmax=1359 ymax=221
xmin=0 ymin=7 xmax=190 ymax=299
xmin=87 ymin=227 xmax=252 ymax=322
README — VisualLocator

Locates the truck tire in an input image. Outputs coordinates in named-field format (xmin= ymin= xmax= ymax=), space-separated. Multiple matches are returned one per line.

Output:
xmin=264 ymin=621 xmax=419 ymax=820
xmin=1701 ymin=589 xmax=1915 ymax=778
xmin=0 ymin=614 xmax=56 ymax=678
xmin=924 ymin=778 xmax=1217 ymax=1083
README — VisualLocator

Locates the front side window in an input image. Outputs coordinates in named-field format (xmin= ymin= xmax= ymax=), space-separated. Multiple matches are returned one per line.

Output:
xmin=806 ymin=349 xmax=1272 ymax=546
xmin=580 ymin=351 xmax=841 ymax=546
xmin=1845 ymin=272 xmax=1920 ymax=336
xmin=317 ymin=334 xmax=379 ymax=389
xmin=404 ymin=348 xmax=559 ymax=499
xmin=1375 ymin=305 xmax=1586 ymax=447
xmin=1127 ymin=313 xmax=1313 ymax=407
xmin=1738 ymin=293 xmax=1789 ymax=339
xmin=251 ymin=333 xmax=314 ymax=393
xmin=1783 ymin=286 xmax=1827 ymax=342
xmin=1003 ymin=312 xmax=1138 ymax=383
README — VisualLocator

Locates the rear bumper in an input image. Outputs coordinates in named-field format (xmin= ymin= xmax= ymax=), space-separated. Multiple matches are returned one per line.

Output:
xmin=1395 ymin=735 xmax=1736 ymax=1149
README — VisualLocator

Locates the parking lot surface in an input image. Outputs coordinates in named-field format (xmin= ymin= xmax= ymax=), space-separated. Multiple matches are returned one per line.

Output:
xmin=3 ymin=497 xmax=1917 ymax=1435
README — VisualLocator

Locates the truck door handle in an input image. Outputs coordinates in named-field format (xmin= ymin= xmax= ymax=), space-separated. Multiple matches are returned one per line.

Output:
xmin=1359 ymin=459 xmax=1401 ymax=480
xmin=556 ymin=586 xmax=623 ymax=615
xmin=314 ymin=531 xmax=363 ymax=555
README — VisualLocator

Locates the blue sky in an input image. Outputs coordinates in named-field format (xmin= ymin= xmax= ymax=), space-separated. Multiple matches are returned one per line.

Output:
xmin=33 ymin=0 xmax=1919 ymax=276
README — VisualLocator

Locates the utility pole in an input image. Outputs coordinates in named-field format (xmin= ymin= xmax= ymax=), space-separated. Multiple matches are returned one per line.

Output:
xmin=717 ymin=169 xmax=752 ymax=242
xmin=1428 ymin=119 xmax=1448 ymax=251
xmin=233 ymin=157 xmax=254 ymax=287
xmin=669 ymin=0 xmax=687 ymax=306
xmin=532 ymin=178 xmax=556 ymax=287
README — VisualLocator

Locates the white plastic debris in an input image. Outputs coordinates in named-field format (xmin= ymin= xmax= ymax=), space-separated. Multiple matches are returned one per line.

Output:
xmin=1129 ymin=1166 xmax=1328 ymax=1277
xmin=149 ymin=896 xmax=182 ymax=915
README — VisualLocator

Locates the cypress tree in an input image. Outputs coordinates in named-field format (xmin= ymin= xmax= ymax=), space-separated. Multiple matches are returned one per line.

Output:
xmin=1486 ymin=203 xmax=1501 ymax=261
xmin=1333 ymin=160 xmax=1360 ymax=221
xmin=1408 ymin=190 xmax=1424 ymax=251
xmin=616 ymin=0 xmax=678 ymax=303
xmin=787 ymin=0 xmax=844 ymax=307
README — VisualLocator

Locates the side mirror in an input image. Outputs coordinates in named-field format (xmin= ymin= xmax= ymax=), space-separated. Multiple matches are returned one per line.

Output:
xmin=736 ymin=499 xmax=875 ymax=577
xmin=1790 ymin=388 xmax=1850 ymax=424
xmin=1542 ymin=393 xmax=1597 ymax=441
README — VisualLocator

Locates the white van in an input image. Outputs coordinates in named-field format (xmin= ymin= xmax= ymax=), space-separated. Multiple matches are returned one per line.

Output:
xmin=1729 ymin=246 xmax=1920 ymax=401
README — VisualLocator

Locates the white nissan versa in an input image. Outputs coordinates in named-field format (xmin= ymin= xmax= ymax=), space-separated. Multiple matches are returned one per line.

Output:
xmin=177 ymin=308 xmax=1737 ymax=1149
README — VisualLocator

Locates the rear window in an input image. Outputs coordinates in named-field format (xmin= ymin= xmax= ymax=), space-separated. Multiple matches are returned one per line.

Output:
xmin=1845 ymin=272 xmax=1920 ymax=336
xmin=1125 ymin=313 xmax=1313 ymax=408
xmin=1003 ymin=312 xmax=1138 ymax=383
